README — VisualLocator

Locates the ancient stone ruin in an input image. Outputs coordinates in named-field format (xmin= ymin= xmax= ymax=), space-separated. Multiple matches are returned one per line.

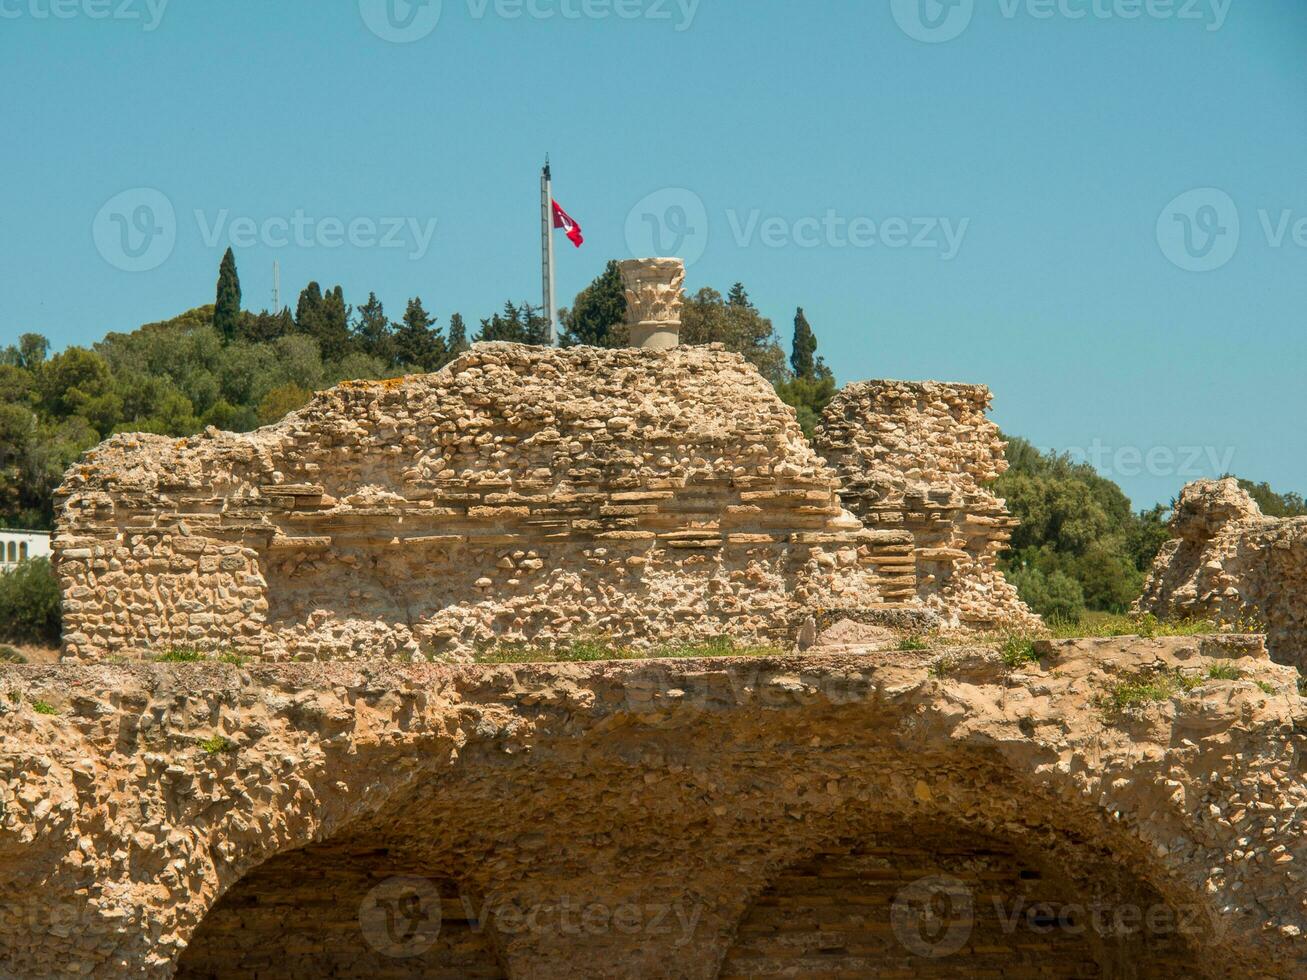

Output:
xmin=815 ymin=379 xmax=1037 ymax=629
xmin=2 ymin=635 xmax=1303 ymax=978
xmin=52 ymin=262 xmax=1033 ymax=663
xmin=6 ymin=262 xmax=1305 ymax=977
xmin=1138 ymin=477 xmax=1307 ymax=669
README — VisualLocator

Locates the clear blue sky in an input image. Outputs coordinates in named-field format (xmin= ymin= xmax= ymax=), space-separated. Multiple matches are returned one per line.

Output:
xmin=3 ymin=0 xmax=1304 ymax=507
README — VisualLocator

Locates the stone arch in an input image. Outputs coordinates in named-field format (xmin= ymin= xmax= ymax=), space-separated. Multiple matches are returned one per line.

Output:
xmin=716 ymin=819 xmax=1205 ymax=979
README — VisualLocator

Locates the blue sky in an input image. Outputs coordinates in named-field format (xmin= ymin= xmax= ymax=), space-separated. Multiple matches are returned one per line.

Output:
xmin=2 ymin=0 xmax=1304 ymax=507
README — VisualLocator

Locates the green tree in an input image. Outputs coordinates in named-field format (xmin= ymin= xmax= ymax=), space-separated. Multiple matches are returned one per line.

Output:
xmin=447 ymin=312 xmax=470 ymax=359
xmin=1234 ymin=478 xmax=1307 ymax=518
xmin=560 ymin=260 xmax=627 ymax=348
xmin=239 ymin=308 xmax=294 ymax=344
xmin=1007 ymin=565 xmax=1086 ymax=623
xmin=295 ymin=283 xmax=353 ymax=361
xmin=996 ymin=437 xmax=1169 ymax=613
xmin=680 ymin=287 xmax=786 ymax=383
xmin=258 ymin=383 xmax=312 ymax=425
xmin=353 ymin=293 xmax=395 ymax=366
xmin=394 ymin=298 xmax=447 ymax=371
xmin=38 ymin=347 xmax=123 ymax=437
xmin=0 ymin=334 xmax=49 ymax=370
xmin=775 ymin=374 xmax=838 ymax=442
xmin=790 ymin=307 xmax=817 ymax=379
xmin=214 ymin=248 xmax=242 ymax=341
xmin=0 ymin=557 xmax=62 ymax=645
xmin=476 ymin=301 xmax=550 ymax=345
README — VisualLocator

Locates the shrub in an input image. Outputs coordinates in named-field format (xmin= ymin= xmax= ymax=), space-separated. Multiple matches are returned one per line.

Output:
xmin=1000 ymin=635 xmax=1040 ymax=669
xmin=0 ymin=558 xmax=61 ymax=646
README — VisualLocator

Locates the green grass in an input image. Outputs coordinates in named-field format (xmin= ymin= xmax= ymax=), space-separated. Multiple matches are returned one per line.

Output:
xmin=1205 ymin=662 xmax=1244 ymax=681
xmin=30 ymin=699 xmax=58 ymax=716
xmin=1101 ymin=662 xmax=1256 ymax=714
xmin=155 ymin=647 xmax=208 ymax=663
xmin=0 ymin=645 xmax=28 ymax=664
xmin=474 ymin=636 xmax=783 ymax=665
xmin=1046 ymin=612 xmax=1219 ymax=640
xmin=898 ymin=636 xmax=929 ymax=652
xmin=217 ymin=652 xmax=247 ymax=666
xmin=1256 ymin=680 xmax=1277 ymax=696
xmin=199 ymin=735 xmax=236 ymax=755
xmin=1100 ymin=675 xmax=1181 ymax=714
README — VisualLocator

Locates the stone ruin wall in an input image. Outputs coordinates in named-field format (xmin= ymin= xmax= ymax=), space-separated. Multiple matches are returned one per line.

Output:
xmin=2 ymin=636 xmax=1304 ymax=978
xmin=814 ymin=380 xmax=1038 ymax=630
xmin=54 ymin=344 xmax=906 ymax=663
xmin=1137 ymin=477 xmax=1307 ymax=669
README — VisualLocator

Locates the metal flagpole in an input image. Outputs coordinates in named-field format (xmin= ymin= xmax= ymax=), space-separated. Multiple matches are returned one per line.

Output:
xmin=541 ymin=156 xmax=558 ymax=346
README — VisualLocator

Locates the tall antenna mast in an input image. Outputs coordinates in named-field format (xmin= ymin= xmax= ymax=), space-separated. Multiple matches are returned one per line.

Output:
xmin=541 ymin=155 xmax=558 ymax=346
xmin=272 ymin=260 xmax=281 ymax=312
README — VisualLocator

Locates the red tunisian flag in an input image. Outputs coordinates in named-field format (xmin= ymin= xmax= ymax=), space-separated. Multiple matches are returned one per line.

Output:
xmin=552 ymin=200 xmax=584 ymax=248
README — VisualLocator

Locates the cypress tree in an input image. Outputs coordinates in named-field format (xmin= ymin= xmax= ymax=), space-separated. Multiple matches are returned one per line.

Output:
xmin=447 ymin=313 xmax=470 ymax=359
xmin=214 ymin=248 xmax=242 ymax=342
xmin=791 ymin=307 xmax=817 ymax=379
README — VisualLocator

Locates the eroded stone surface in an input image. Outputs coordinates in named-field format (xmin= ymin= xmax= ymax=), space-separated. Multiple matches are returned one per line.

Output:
xmin=1137 ymin=478 xmax=1307 ymax=668
xmin=1 ymin=635 xmax=1302 ymax=978
xmin=55 ymin=345 xmax=895 ymax=663
xmin=815 ymin=380 xmax=1038 ymax=629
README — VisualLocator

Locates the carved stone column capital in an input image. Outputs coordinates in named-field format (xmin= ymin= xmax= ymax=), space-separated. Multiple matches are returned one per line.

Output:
xmin=618 ymin=257 xmax=686 ymax=350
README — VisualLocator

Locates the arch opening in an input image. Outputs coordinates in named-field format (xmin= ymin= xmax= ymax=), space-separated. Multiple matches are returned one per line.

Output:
xmin=175 ymin=836 xmax=506 ymax=979
xmin=718 ymin=824 xmax=1204 ymax=979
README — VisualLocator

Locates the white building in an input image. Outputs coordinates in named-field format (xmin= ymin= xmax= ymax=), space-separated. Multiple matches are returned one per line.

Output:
xmin=0 ymin=530 xmax=51 ymax=572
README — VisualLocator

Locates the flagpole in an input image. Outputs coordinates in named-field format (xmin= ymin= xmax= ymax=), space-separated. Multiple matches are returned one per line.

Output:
xmin=541 ymin=156 xmax=558 ymax=346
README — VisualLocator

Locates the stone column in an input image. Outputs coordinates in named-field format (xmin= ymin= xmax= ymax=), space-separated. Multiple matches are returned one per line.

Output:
xmin=619 ymin=257 xmax=686 ymax=350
